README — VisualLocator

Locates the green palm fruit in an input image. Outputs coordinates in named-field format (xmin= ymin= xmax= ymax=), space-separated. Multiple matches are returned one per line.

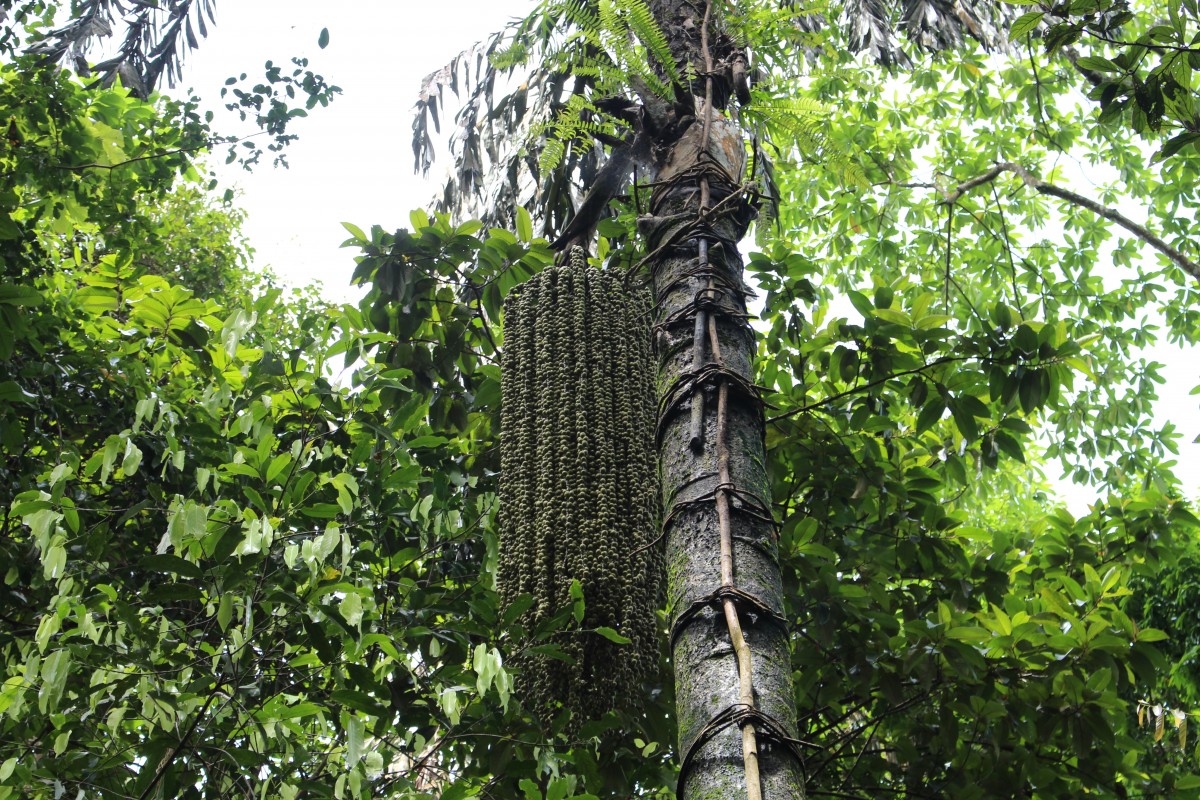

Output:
xmin=498 ymin=249 xmax=662 ymax=725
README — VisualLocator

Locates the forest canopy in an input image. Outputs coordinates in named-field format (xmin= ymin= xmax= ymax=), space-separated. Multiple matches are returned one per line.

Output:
xmin=1 ymin=0 xmax=1199 ymax=798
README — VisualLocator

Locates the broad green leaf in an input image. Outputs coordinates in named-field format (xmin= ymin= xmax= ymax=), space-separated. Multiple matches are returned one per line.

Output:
xmin=407 ymin=434 xmax=449 ymax=449
xmin=339 ymin=592 xmax=364 ymax=628
xmin=140 ymin=554 xmax=204 ymax=579
xmin=0 ymin=284 xmax=43 ymax=306
xmin=121 ymin=440 xmax=142 ymax=475
xmin=1010 ymin=11 xmax=1044 ymax=39
xmin=569 ymin=578 xmax=585 ymax=624
xmin=515 ymin=205 xmax=533 ymax=243
xmin=594 ymin=626 xmax=631 ymax=644
xmin=345 ymin=715 xmax=364 ymax=768
xmin=0 ymin=381 xmax=36 ymax=404
xmin=872 ymin=307 xmax=912 ymax=327
xmin=221 ymin=308 xmax=257 ymax=358
xmin=41 ymin=544 xmax=66 ymax=580
xmin=217 ymin=593 xmax=234 ymax=631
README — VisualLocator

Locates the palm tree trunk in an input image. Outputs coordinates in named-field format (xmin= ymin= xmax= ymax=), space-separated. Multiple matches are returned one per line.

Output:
xmin=644 ymin=2 xmax=807 ymax=798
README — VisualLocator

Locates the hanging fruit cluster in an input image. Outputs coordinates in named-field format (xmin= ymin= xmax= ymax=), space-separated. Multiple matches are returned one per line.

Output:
xmin=498 ymin=250 xmax=662 ymax=723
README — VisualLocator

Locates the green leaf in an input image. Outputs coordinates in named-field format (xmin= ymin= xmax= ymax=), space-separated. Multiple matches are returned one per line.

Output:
xmin=949 ymin=399 xmax=980 ymax=441
xmin=221 ymin=308 xmax=256 ymax=358
xmin=1153 ymin=131 xmax=1200 ymax=163
xmin=140 ymin=554 xmax=204 ymax=579
xmin=916 ymin=398 xmax=946 ymax=432
xmin=502 ymin=593 xmax=535 ymax=625
xmin=279 ymin=701 xmax=322 ymax=719
xmin=993 ymin=430 xmax=1025 ymax=462
xmin=318 ymin=27 xmax=330 ymax=49
xmin=569 ymin=578 xmax=585 ymax=625
xmin=339 ymin=592 xmax=364 ymax=628
xmin=0 ymin=381 xmax=36 ymax=404
xmin=594 ymin=626 xmax=631 ymax=644
xmin=1018 ymin=368 xmax=1044 ymax=413
xmin=408 ymin=435 xmax=449 ymax=449
xmin=0 ymin=284 xmax=43 ymax=306
xmin=914 ymin=313 xmax=954 ymax=330
xmin=305 ymin=618 xmax=338 ymax=664
xmin=1076 ymin=55 xmax=1121 ymax=73
xmin=76 ymin=286 xmax=119 ymax=315
xmin=1012 ymin=324 xmax=1039 ymax=354
xmin=847 ymin=290 xmax=874 ymax=317
xmin=515 ymin=206 xmax=533 ymax=243
xmin=265 ymin=453 xmax=292 ymax=484
xmin=121 ymin=440 xmax=142 ymax=475
xmin=872 ymin=308 xmax=912 ymax=327
xmin=346 ymin=715 xmax=364 ymax=767
xmin=330 ymin=689 xmax=388 ymax=716
xmin=947 ymin=626 xmax=990 ymax=643
xmin=546 ymin=777 xmax=576 ymax=800
xmin=0 ymin=213 xmax=21 ymax=240
xmin=1010 ymin=11 xmax=1044 ymax=40
xmin=39 ymin=649 xmax=70 ymax=713
xmin=300 ymin=503 xmax=342 ymax=519
xmin=217 ymin=593 xmax=234 ymax=631
xmin=0 ymin=677 xmax=23 ymax=717
xmin=42 ymin=543 xmax=66 ymax=580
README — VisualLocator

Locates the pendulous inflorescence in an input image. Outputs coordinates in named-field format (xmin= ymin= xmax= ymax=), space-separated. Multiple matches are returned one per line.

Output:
xmin=498 ymin=248 xmax=662 ymax=724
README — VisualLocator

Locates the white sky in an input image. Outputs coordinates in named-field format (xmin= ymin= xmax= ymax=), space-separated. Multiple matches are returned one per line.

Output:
xmin=180 ymin=0 xmax=534 ymax=302
xmin=176 ymin=1 xmax=1196 ymax=509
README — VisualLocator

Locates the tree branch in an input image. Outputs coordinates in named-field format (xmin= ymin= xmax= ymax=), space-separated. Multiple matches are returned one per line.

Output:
xmin=136 ymin=690 xmax=219 ymax=800
xmin=767 ymin=355 xmax=973 ymax=423
xmin=550 ymin=140 xmax=636 ymax=252
xmin=52 ymin=132 xmax=267 ymax=173
xmin=941 ymin=161 xmax=1200 ymax=284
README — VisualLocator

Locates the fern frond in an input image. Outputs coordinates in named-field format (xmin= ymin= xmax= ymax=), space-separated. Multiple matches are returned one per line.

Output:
xmin=535 ymin=93 xmax=633 ymax=175
xmin=615 ymin=0 xmax=681 ymax=85
xmin=597 ymin=0 xmax=628 ymax=68
xmin=598 ymin=0 xmax=673 ymax=98
xmin=744 ymin=101 xmax=825 ymax=158
xmin=744 ymin=93 xmax=869 ymax=191
xmin=564 ymin=93 xmax=595 ymax=114
xmin=758 ymin=108 xmax=826 ymax=153
xmin=557 ymin=0 xmax=604 ymax=33
xmin=625 ymin=54 xmax=673 ymax=99
xmin=838 ymin=159 xmax=869 ymax=190
xmin=571 ymin=63 xmax=631 ymax=93
xmin=745 ymin=97 xmax=829 ymax=118
xmin=539 ymin=137 xmax=567 ymax=174
xmin=490 ymin=41 xmax=530 ymax=70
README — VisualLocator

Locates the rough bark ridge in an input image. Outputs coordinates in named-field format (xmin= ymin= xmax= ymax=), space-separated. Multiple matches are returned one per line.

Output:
xmin=642 ymin=2 xmax=806 ymax=798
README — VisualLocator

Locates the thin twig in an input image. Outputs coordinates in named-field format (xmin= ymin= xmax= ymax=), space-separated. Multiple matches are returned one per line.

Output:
xmin=941 ymin=161 xmax=1200 ymax=284
xmin=136 ymin=691 xmax=219 ymax=800
xmin=53 ymin=132 xmax=266 ymax=172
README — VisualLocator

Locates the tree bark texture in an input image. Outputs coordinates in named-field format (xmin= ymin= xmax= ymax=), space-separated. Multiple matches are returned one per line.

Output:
xmin=645 ymin=2 xmax=806 ymax=799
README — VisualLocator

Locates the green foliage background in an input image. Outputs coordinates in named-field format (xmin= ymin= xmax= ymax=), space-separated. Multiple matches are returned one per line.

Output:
xmin=2 ymin=0 xmax=1200 ymax=798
